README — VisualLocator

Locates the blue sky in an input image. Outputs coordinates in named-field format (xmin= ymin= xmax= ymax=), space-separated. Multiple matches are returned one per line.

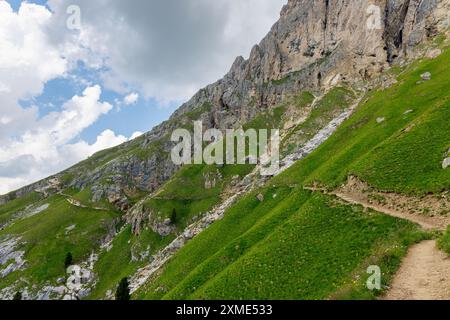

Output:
xmin=7 ymin=0 xmax=46 ymax=10
xmin=19 ymin=57 xmax=179 ymax=145
xmin=0 ymin=0 xmax=285 ymax=193
xmin=8 ymin=0 xmax=178 ymax=145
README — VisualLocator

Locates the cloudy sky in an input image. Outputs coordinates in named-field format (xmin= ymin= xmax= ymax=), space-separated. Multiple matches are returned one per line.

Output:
xmin=0 ymin=0 xmax=286 ymax=194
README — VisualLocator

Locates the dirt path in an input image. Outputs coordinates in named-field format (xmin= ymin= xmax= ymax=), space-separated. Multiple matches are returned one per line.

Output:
xmin=335 ymin=188 xmax=450 ymax=300
xmin=384 ymin=240 xmax=450 ymax=300
xmin=60 ymin=193 xmax=109 ymax=211
xmin=305 ymin=181 xmax=450 ymax=300
xmin=334 ymin=191 xmax=448 ymax=231
xmin=333 ymin=190 xmax=450 ymax=300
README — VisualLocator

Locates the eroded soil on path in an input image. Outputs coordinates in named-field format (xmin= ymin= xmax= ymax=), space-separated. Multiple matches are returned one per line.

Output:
xmin=333 ymin=176 xmax=450 ymax=231
xmin=383 ymin=240 xmax=450 ymax=300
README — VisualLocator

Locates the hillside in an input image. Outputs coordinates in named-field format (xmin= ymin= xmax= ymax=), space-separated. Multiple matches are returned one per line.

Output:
xmin=133 ymin=39 xmax=450 ymax=300
xmin=0 ymin=0 xmax=449 ymax=300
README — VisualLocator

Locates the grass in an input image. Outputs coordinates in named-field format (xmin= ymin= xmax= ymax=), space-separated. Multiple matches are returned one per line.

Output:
xmin=0 ymin=194 xmax=120 ymax=293
xmin=293 ymin=91 xmax=315 ymax=108
xmin=0 ymin=192 xmax=42 ymax=227
xmin=282 ymin=87 xmax=354 ymax=155
xmin=88 ymin=225 xmax=174 ymax=299
xmin=1 ymin=35 xmax=448 ymax=301
xmin=243 ymin=106 xmax=286 ymax=131
xmin=143 ymin=164 xmax=253 ymax=231
xmin=87 ymin=163 xmax=253 ymax=299
xmin=437 ymin=226 xmax=450 ymax=254
xmin=136 ymin=186 xmax=427 ymax=300
xmin=188 ymin=195 xmax=426 ymax=300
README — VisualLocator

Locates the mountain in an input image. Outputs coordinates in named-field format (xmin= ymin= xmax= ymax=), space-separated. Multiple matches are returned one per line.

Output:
xmin=0 ymin=0 xmax=449 ymax=300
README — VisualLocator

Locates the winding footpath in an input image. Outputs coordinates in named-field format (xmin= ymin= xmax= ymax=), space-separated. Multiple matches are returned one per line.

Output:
xmin=306 ymin=186 xmax=450 ymax=300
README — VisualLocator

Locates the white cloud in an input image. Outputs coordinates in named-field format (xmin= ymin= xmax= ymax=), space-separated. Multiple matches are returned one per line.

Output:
xmin=0 ymin=2 xmax=130 ymax=194
xmin=0 ymin=127 xmax=127 ymax=195
xmin=46 ymin=0 xmax=287 ymax=102
xmin=0 ymin=1 xmax=68 ymax=142
xmin=0 ymin=85 xmax=120 ymax=194
xmin=124 ymin=92 xmax=139 ymax=105
xmin=62 ymin=129 xmax=127 ymax=160
xmin=0 ymin=85 xmax=112 ymax=162
xmin=129 ymin=131 xmax=143 ymax=140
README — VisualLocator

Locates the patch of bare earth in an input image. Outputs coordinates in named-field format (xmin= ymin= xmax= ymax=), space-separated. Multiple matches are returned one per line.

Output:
xmin=333 ymin=176 xmax=450 ymax=231
xmin=383 ymin=240 xmax=450 ymax=300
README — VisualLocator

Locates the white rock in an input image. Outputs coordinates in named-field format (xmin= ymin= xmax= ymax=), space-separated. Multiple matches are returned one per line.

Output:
xmin=427 ymin=49 xmax=442 ymax=59
xmin=376 ymin=117 xmax=385 ymax=124
xmin=65 ymin=224 xmax=76 ymax=235
xmin=443 ymin=157 xmax=450 ymax=169
xmin=0 ymin=237 xmax=26 ymax=278
xmin=421 ymin=72 xmax=432 ymax=81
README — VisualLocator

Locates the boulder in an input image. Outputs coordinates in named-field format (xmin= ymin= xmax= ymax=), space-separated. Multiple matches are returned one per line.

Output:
xmin=421 ymin=72 xmax=432 ymax=81
xmin=443 ymin=158 xmax=450 ymax=169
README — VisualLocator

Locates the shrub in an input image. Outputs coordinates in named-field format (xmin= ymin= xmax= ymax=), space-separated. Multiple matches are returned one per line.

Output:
xmin=116 ymin=277 xmax=131 ymax=300
xmin=64 ymin=252 xmax=73 ymax=270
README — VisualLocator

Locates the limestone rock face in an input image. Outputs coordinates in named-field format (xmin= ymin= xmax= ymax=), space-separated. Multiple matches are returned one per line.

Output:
xmin=171 ymin=0 xmax=448 ymax=136
xmin=1 ymin=0 xmax=448 ymax=210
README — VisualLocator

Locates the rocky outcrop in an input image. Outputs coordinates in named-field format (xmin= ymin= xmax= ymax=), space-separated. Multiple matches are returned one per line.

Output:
xmin=0 ymin=237 xmax=26 ymax=279
xmin=126 ymin=200 xmax=176 ymax=237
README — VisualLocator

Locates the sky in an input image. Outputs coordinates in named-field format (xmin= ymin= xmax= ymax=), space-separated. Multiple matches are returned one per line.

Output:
xmin=0 ymin=0 xmax=286 ymax=194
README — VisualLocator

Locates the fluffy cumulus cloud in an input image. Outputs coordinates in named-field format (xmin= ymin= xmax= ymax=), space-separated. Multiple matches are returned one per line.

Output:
xmin=0 ymin=0 xmax=286 ymax=194
xmin=124 ymin=92 xmax=139 ymax=106
xmin=0 ymin=2 xmax=136 ymax=194
xmin=46 ymin=0 xmax=286 ymax=102
xmin=129 ymin=131 xmax=144 ymax=140
xmin=0 ymin=1 xmax=67 ymax=141
xmin=0 ymin=85 xmax=126 ymax=194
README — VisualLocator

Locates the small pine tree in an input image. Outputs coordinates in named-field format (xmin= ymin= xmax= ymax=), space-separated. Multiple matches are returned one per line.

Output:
xmin=116 ymin=277 xmax=130 ymax=301
xmin=170 ymin=208 xmax=177 ymax=224
xmin=64 ymin=252 xmax=73 ymax=270
xmin=13 ymin=291 xmax=22 ymax=301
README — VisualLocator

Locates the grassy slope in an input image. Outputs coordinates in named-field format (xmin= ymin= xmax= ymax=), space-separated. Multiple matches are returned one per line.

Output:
xmin=86 ymin=90 xmax=317 ymax=298
xmin=282 ymin=87 xmax=355 ymax=155
xmin=88 ymin=225 xmax=174 ymax=299
xmin=0 ymin=38 xmax=447 ymax=301
xmin=143 ymin=164 xmax=254 ymax=230
xmin=280 ymin=49 xmax=450 ymax=194
xmin=135 ymin=45 xmax=449 ymax=300
xmin=0 ymin=194 xmax=120 ymax=293
xmin=0 ymin=192 xmax=42 ymax=227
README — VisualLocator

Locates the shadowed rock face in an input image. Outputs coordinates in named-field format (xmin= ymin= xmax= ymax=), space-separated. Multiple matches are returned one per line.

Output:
xmin=2 ymin=0 xmax=448 ymax=210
